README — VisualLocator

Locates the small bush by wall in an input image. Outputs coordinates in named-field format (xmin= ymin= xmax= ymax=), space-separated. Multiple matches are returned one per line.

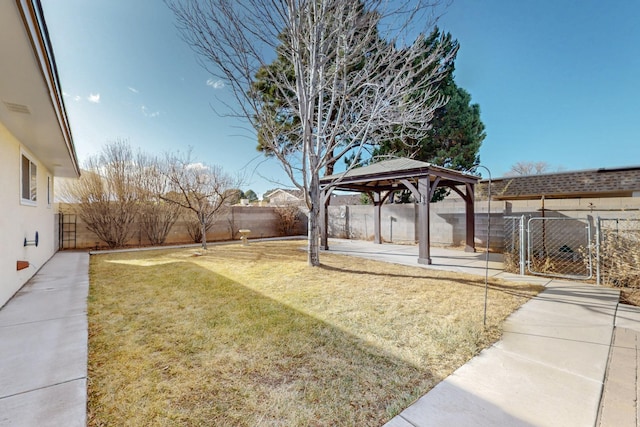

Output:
xmin=58 ymin=205 xmax=308 ymax=250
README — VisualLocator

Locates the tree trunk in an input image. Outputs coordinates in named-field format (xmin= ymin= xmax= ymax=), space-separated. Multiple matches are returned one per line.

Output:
xmin=325 ymin=151 xmax=335 ymax=176
xmin=200 ymin=213 xmax=207 ymax=250
xmin=307 ymin=171 xmax=320 ymax=266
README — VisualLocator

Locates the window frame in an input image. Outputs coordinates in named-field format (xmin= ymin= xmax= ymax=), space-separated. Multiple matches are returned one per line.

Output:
xmin=20 ymin=151 xmax=37 ymax=206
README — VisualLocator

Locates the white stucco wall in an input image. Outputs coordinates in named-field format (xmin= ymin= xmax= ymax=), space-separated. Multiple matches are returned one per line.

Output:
xmin=0 ymin=122 xmax=57 ymax=307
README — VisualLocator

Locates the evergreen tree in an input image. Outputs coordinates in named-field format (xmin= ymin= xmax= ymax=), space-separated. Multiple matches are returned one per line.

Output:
xmin=253 ymin=25 xmax=483 ymax=203
xmin=371 ymin=28 xmax=485 ymax=202
xmin=244 ymin=189 xmax=259 ymax=202
xmin=375 ymin=73 xmax=484 ymax=171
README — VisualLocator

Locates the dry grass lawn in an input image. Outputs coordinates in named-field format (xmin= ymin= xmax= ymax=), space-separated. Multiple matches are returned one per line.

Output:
xmin=87 ymin=240 xmax=542 ymax=426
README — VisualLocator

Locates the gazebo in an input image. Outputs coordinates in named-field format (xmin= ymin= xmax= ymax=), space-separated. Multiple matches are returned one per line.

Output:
xmin=319 ymin=158 xmax=480 ymax=265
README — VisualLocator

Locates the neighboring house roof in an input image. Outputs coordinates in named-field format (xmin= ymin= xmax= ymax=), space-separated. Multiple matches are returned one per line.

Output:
xmin=264 ymin=188 xmax=304 ymax=201
xmin=0 ymin=0 xmax=79 ymax=178
xmin=482 ymin=165 xmax=640 ymax=200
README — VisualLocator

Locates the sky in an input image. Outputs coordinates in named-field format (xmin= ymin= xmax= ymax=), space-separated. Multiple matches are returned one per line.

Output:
xmin=41 ymin=0 xmax=640 ymax=196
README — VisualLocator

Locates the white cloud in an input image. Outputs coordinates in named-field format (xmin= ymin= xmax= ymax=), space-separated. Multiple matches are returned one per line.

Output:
xmin=141 ymin=105 xmax=160 ymax=118
xmin=128 ymin=86 xmax=139 ymax=93
xmin=206 ymin=78 xmax=225 ymax=89
xmin=62 ymin=92 xmax=82 ymax=102
xmin=186 ymin=162 xmax=208 ymax=171
xmin=88 ymin=93 xmax=100 ymax=103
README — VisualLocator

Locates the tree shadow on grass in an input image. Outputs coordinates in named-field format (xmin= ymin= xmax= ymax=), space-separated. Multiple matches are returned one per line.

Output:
xmin=89 ymin=260 xmax=439 ymax=426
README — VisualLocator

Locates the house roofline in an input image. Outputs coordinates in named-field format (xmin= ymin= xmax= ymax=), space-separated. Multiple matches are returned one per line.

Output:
xmin=14 ymin=0 xmax=80 ymax=177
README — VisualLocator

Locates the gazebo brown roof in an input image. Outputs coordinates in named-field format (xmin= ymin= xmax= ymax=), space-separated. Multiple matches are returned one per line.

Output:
xmin=319 ymin=158 xmax=480 ymax=264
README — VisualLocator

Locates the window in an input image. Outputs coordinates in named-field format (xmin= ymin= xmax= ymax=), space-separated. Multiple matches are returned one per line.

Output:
xmin=21 ymin=153 xmax=37 ymax=205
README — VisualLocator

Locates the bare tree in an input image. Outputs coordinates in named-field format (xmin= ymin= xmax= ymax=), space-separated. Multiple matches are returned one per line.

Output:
xmin=162 ymin=151 xmax=240 ymax=249
xmin=274 ymin=204 xmax=302 ymax=236
xmin=185 ymin=215 xmax=213 ymax=243
xmin=138 ymin=154 xmax=182 ymax=245
xmin=60 ymin=139 xmax=141 ymax=248
xmin=506 ymin=161 xmax=561 ymax=176
xmin=168 ymin=0 xmax=452 ymax=266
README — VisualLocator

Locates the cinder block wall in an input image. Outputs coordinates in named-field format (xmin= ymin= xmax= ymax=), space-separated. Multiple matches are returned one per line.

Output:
xmin=58 ymin=205 xmax=308 ymax=250
xmin=327 ymin=200 xmax=505 ymax=250
xmin=327 ymin=197 xmax=640 ymax=251
xmin=58 ymin=197 xmax=640 ymax=252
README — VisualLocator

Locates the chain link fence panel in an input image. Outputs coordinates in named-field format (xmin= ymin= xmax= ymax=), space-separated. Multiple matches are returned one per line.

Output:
xmin=598 ymin=218 xmax=640 ymax=287
xmin=527 ymin=217 xmax=593 ymax=279
xmin=503 ymin=216 xmax=525 ymax=274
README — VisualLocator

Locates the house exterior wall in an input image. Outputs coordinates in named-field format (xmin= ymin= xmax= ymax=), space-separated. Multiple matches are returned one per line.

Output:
xmin=0 ymin=122 xmax=57 ymax=307
xmin=265 ymin=189 xmax=304 ymax=206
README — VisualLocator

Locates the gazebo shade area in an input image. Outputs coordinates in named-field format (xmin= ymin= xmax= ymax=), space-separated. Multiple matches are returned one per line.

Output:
xmin=319 ymin=158 xmax=480 ymax=265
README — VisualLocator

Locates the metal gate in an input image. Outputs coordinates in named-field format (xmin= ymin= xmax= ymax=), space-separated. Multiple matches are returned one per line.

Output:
xmin=504 ymin=216 xmax=526 ymax=275
xmin=58 ymin=213 xmax=77 ymax=250
xmin=527 ymin=217 xmax=593 ymax=279
xmin=503 ymin=216 xmax=593 ymax=280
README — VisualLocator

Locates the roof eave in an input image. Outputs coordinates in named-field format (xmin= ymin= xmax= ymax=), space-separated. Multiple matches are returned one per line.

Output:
xmin=0 ymin=0 xmax=80 ymax=178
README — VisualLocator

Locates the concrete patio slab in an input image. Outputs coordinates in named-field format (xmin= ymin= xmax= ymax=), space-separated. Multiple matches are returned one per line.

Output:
xmin=0 ymin=286 xmax=88 ymax=326
xmin=496 ymin=330 xmax=611 ymax=383
xmin=0 ymin=252 xmax=88 ymax=427
xmin=597 ymin=303 xmax=640 ymax=426
xmin=395 ymin=379 xmax=537 ymax=427
xmin=0 ymin=379 xmax=86 ymax=427
xmin=383 ymin=416 xmax=415 ymax=427
xmin=0 ymin=315 xmax=87 ymax=397
xmin=395 ymin=343 xmax=603 ymax=427
xmin=615 ymin=303 xmax=640 ymax=330
xmin=324 ymin=239 xmax=506 ymax=277
xmin=597 ymin=327 xmax=638 ymax=427
xmin=495 ymin=272 xmax=553 ymax=286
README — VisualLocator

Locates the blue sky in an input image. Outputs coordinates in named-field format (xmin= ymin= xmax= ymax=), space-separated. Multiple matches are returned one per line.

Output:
xmin=42 ymin=0 xmax=640 ymax=196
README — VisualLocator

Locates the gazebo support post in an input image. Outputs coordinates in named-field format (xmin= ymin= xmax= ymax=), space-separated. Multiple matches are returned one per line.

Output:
xmin=318 ymin=159 xmax=480 ymax=265
xmin=465 ymin=183 xmax=476 ymax=252
xmin=417 ymin=177 xmax=432 ymax=265
xmin=373 ymin=191 xmax=382 ymax=244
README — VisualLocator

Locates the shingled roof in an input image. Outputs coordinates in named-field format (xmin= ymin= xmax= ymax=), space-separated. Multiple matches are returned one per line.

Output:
xmin=483 ymin=166 xmax=640 ymax=200
xmin=320 ymin=158 xmax=479 ymax=192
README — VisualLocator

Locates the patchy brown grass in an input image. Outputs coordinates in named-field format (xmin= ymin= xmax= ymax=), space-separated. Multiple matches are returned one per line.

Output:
xmin=619 ymin=288 xmax=640 ymax=306
xmin=87 ymin=240 xmax=541 ymax=426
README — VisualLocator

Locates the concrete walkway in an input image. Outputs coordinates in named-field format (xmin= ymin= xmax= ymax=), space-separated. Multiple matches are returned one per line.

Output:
xmin=0 ymin=252 xmax=88 ymax=427
xmin=597 ymin=304 xmax=640 ymax=426
xmin=323 ymin=239 xmax=637 ymax=427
